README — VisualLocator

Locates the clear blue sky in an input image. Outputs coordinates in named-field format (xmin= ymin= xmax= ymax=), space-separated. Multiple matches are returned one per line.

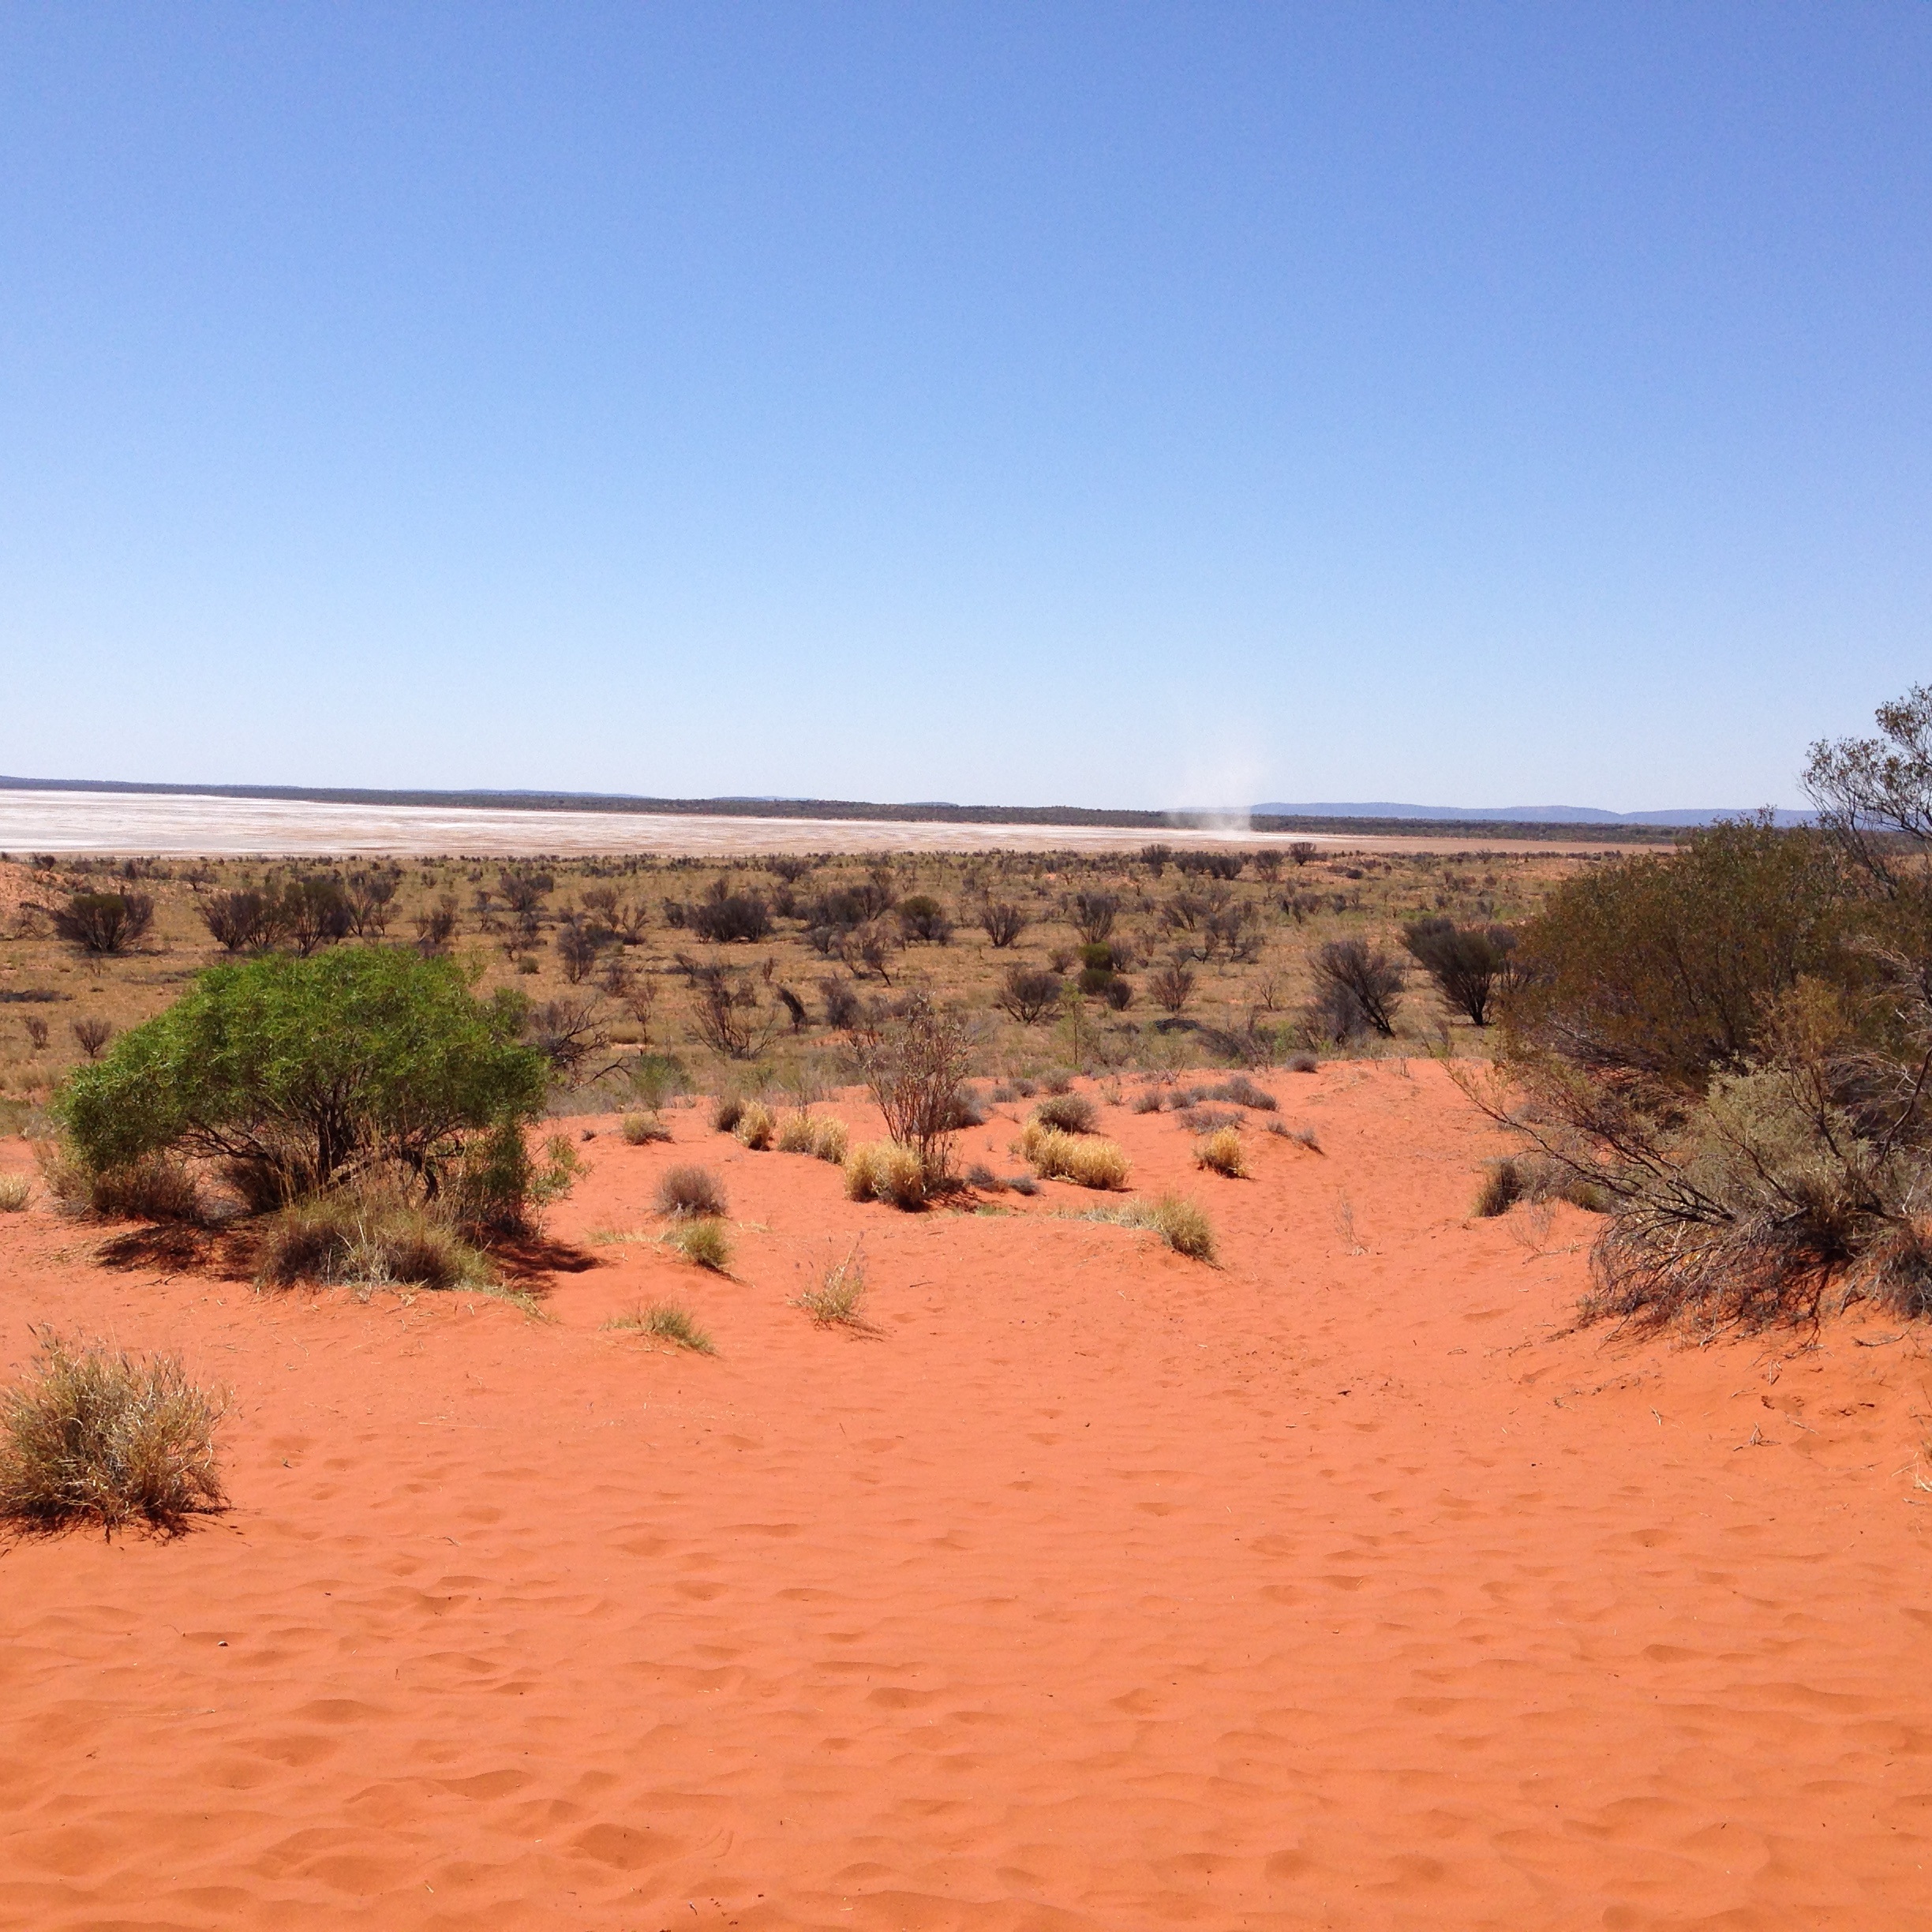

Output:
xmin=2 ymin=4 xmax=1927 ymax=811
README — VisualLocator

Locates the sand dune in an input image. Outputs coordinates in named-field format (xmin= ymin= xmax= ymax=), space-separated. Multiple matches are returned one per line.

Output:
xmin=2 ymin=1061 xmax=1929 ymax=1928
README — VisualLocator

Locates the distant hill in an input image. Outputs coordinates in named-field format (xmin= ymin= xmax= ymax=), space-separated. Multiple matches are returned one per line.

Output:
xmin=1250 ymin=802 xmax=1810 ymax=828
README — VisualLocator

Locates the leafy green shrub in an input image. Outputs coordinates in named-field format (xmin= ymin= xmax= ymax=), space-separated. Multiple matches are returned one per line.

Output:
xmin=56 ymin=949 xmax=545 ymax=1205
xmin=897 ymin=894 xmax=952 ymax=943
xmin=0 ymin=1329 xmax=227 ymax=1533
xmin=1503 ymin=818 xmax=1851 ymax=1089
xmin=656 ymin=1164 xmax=728 ymax=1219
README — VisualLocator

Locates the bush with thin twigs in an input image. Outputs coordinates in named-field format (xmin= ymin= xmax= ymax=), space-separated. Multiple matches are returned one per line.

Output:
xmin=845 ymin=990 xmax=972 ymax=1185
xmin=255 ymin=1182 xmax=495 ymax=1292
xmin=844 ymin=1140 xmax=927 ymax=1209
xmin=995 ymin=966 xmax=1062 ymax=1024
xmin=0 ymin=1174 xmax=30 ymax=1212
xmin=656 ymin=1163 xmax=728 ymax=1219
xmin=1195 ymin=1126 xmax=1249 ymax=1178
xmin=1148 ymin=964 xmax=1196 ymax=1016
xmin=1033 ymin=1093 xmax=1096 ymax=1134
xmin=979 ymin=900 xmax=1028 ymax=948
xmin=1020 ymin=1122 xmax=1129 ymax=1189
xmin=733 ymin=1100 xmax=776 ymax=1150
xmin=0 ymin=1329 xmax=227 ymax=1534
xmin=44 ymin=891 xmax=153 ymax=956
xmin=1309 ymin=940 xmax=1406 ymax=1039
xmin=668 ymin=1217 xmax=732 ymax=1272
xmin=611 ymin=1302 xmax=716 ymax=1353
xmin=1285 ymin=1052 xmax=1319 ymax=1073
xmin=70 ymin=1017 xmax=114 ymax=1060
xmin=620 ymin=1113 xmax=672 ymax=1145
xmin=796 ymin=1243 xmax=868 ymax=1326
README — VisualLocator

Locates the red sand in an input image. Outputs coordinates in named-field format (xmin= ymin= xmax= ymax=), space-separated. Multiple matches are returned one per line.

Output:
xmin=2 ymin=1061 xmax=1930 ymax=1930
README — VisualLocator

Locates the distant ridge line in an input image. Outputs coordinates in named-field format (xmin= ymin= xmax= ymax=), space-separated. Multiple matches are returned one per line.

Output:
xmin=0 ymin=777 xmax=1687 ymax=843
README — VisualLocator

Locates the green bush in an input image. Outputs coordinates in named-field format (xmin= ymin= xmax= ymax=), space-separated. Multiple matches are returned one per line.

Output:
xmin=1503 ymin=819 xmax=1852 ymax=1090
xmin=56 ymin=948 xmax=545 ymax=1202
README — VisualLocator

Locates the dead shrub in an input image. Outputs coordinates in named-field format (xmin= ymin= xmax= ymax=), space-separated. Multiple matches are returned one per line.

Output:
xmin=656 ymin=1164 xmax=728 ymax=1219
xmin=1033 ymin=1092 xmax=1096 ymax=1134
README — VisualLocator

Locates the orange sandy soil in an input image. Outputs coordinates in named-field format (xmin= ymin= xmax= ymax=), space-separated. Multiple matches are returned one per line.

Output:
xmin=2 ymin=1063 xmax=1930 ymax=1931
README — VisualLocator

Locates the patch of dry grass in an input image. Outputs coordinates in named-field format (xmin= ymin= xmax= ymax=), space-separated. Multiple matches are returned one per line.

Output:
xmin=0 ymin=1328 xmax=227 ymax=1535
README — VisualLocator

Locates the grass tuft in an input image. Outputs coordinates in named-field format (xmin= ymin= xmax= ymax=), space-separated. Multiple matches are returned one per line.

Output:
xmin=1020 ymin=1121 xmax=1130 ymax=1189
xmin=795 ymin=1242 xmax=870 ymax=1326
xmin=733 ymin=1100 xmax=776 ymax=1150
xmin=620 ymin=1112 xmax=672 ymax=1145
xmin=255 ymin=1185 xmax=494 ymax=1292
xmin=0 ymin=1174 xmax=29 ymax=1212
xmin=668 ymin=1215 xmax=732 ymax=1271
xmin=0 ymin=1328 xmax=227 ymax=1534
xmin=1194 ymin=1125 xmax=1249 ymax=1178
xmin=609 ymin=1302 xmax=716 ymax=1353
xmin=844 ymin=1140 xmax=928 ymax=1209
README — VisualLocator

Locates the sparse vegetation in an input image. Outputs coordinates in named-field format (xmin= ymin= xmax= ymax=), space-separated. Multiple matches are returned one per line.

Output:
xmin=1087 ymin=1193 xmax=1216 ymax=1260
xmin=612 ymin=1302 xmax=716 ymax=1352
xmin=0 ymin=1174 xmax=31 ymax=1211
xmin=732 ymin=1099 xmax=777 ymax=1149
xmin=620 ymin=1111 xmax=672 ymax=1144
xmin=0 ymin=1329 xmax=227 ymax=1534
xmin=1033 ymin=1092 xmax=1097 ymax=1134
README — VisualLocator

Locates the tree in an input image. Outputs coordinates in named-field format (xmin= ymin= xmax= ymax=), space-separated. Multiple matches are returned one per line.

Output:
xmin=57 ymin=948 xmax=545 ymax=1198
